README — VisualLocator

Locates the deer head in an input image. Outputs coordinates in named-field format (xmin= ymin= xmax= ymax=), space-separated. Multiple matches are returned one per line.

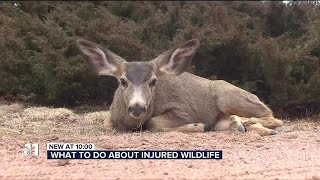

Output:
xmin=76 ymin=38 xmax=200 ymax=119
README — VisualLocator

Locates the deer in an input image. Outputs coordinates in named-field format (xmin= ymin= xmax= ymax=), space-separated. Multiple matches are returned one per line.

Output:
xmin=76 ymin=38 xmax=284 ymax=136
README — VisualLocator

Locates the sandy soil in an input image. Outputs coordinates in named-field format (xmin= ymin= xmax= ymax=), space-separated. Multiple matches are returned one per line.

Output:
xmin=0 ymin=102 xmax=320 ymax=180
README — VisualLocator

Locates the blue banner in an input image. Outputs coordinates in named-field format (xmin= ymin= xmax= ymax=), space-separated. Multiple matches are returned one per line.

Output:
xmin=47 ymin=150 xmax=222 ymax=160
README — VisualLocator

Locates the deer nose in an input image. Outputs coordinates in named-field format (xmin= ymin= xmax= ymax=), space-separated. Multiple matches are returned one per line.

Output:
xmin=128 ymin=103 xmax=146 ymax=118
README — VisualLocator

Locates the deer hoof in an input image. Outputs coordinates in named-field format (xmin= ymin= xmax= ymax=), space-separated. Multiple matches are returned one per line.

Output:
xmin=270 ymin=130 xmax=278 ymax=135
xmin=237 ymin=124 xmax=246 ymax=133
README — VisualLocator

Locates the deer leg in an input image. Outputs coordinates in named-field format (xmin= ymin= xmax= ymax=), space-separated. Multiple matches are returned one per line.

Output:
xmin=219 ymin=101 xmax=284 ymax=132
xmin=171 ymin=123 xmax=206 ymax=133
xmin=215 ymin=117 xmax=246 ymax=133
xmin=214 ymin=115 xmax=279 ymax=136
xmin=236 ymin=116 xmax=283 ymax=129
xmin=145 ymin=114 xmax=205 ymax=133
xmin=103 ymin=111 xmax=114 ymax=130
xmin=213 ymin=81 xmax=284 ymax=136
xmin=229 ymin=115 xmax=278 ymax=136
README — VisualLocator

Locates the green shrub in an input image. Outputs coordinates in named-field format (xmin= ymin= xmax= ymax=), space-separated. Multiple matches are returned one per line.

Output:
xmin=0 ymin=1 xmax=319 ymax=117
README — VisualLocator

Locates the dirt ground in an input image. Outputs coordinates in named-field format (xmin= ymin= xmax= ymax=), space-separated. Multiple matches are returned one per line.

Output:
xmin=0 ymin=101 xmax=320 ymax=180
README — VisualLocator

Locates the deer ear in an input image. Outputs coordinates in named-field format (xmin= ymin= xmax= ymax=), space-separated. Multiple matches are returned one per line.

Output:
xmin=154 ymin=39 xmax=200 ymax=76
xmin=76 ymin=38 xmax=126 ymax=77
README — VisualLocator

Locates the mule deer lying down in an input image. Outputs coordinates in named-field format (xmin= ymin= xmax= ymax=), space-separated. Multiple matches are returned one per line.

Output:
xmin=76 ymin=38 xmax=284 ymax=136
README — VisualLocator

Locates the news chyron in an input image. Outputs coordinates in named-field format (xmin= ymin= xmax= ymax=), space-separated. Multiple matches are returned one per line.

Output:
xmin=22 ymin=143 xmax=223 ymax=160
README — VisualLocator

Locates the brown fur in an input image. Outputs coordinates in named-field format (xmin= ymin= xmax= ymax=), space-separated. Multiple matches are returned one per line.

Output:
xmin=76 ymin=38 xmax=284 ymax=136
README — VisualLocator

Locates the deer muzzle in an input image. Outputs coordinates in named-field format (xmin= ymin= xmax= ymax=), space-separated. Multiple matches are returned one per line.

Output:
xmin=128 ymin=103 xmax=146 ymax=119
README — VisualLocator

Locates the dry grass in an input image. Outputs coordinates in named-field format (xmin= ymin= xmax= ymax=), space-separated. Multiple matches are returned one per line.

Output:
xmin=280 ymin=117 xmax=320 ymax=132
xmin=0 ymin=101 xmax=112 ymax=142
xmin=0 ymin=100 xmax=319 ymax=143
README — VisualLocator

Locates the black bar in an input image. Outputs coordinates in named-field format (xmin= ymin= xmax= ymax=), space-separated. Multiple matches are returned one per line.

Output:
xmin=47 ymin=150 xmax=223 ymax=160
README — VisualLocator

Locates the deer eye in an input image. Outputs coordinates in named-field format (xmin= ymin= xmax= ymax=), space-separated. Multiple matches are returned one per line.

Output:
xmin=119 ymin=78 xmax=128 ymax=88
xmin=149 ymin=78 xmax=157 ymax=87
